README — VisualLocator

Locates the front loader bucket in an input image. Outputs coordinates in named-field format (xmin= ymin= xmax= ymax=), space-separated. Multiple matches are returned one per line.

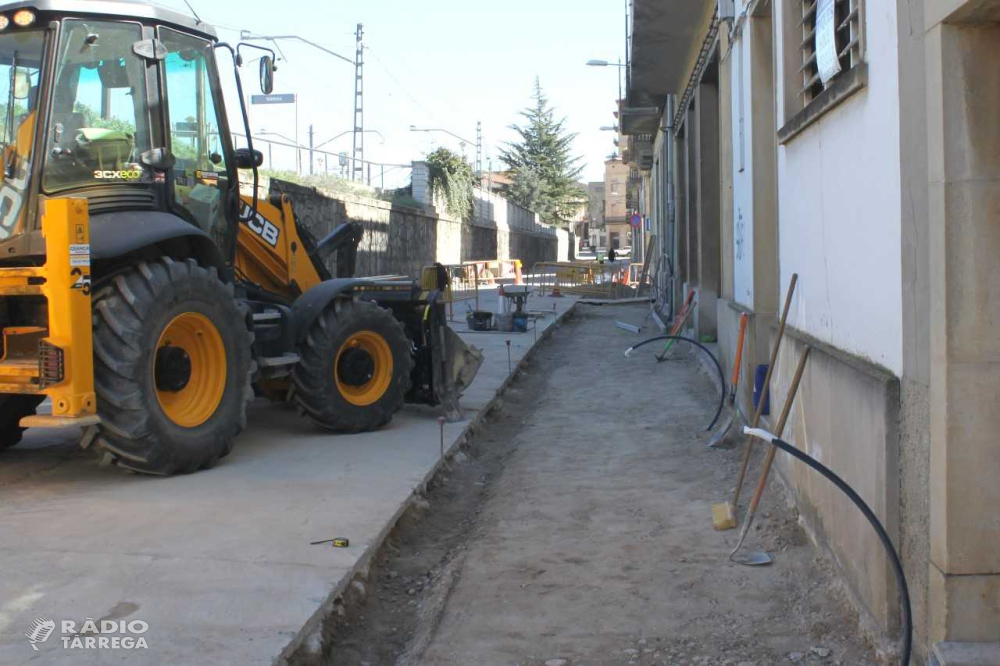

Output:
xmin=432 ymin=324 xmax=483 ymax=422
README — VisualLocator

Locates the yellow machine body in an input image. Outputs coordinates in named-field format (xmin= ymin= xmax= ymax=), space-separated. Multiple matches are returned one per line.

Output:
xmin=0 ymin=3 xmax=481 ymax=472
xmin=0 ymin=198 xmax=97 ymax=427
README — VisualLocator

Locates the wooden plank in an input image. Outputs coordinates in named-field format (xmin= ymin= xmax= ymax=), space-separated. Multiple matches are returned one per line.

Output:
xmin=635 ymin=236 xmax=655 ymax=296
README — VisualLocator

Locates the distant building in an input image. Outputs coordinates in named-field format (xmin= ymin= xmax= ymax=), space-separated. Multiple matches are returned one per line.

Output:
xmin=604 ymin=158 xmax=630 ymax=250
xmin=478 ymin=170 xmax=513 ymax=195
xmin=584 ymin=181 xmax=605 ymax=249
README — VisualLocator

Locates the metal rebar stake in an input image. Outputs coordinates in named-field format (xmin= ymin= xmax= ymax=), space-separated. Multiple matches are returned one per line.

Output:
xmin=437 ymin=416 xmax=445 ymax=461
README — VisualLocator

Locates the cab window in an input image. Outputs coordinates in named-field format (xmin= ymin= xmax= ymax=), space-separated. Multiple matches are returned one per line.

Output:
xmin=42 ymin=20 xmax=152 ymax=192
xmin=0 ymin=27 xmax=45 ymax=239
xmin=160 ymin=27 xmax=230 ymax=247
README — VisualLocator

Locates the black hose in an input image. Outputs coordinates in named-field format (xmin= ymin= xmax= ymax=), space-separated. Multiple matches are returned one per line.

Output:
xmin=763 ymin=434 xmax=912 ymax=665
xmin=626 ymin=335 xmax=726 ymax=431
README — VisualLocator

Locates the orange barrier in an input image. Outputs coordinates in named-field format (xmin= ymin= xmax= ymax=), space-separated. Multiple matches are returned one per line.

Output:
xmin=526 ymin=261 xmax=637 ymax=299
xmin=420 ymin=259 xmax=523 ymax=321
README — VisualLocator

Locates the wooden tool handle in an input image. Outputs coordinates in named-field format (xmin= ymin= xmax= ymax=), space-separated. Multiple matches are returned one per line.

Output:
xmin=747 ymin=346 xmax=811 ymax=515
xmin=669 ymin=289 xmax=697 ymax=336
xmin=730 ymin=313 xmax=749 ymax=388
xmin=732 ymin=273 xmax=798 ymax=507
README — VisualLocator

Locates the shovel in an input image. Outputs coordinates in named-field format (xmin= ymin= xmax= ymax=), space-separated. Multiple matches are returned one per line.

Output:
xmin=708 ymin=313 xmax=749 ymax=448
xmin=656 ymin=299 xmax=696 ymax=362
xmin=730 ymin=547 xmax=772 ymax=566
xmin=655 ymin=290 xmax=695 ymax=362
xmin=729 ymin=347 xmax=811 ymax=567
xmin=732 ymin=274 xmax=798 ymax=508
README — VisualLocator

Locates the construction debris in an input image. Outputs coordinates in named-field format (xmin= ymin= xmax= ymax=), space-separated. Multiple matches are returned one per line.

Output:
xmin=614 ymin=321 xmax=641 ymax=334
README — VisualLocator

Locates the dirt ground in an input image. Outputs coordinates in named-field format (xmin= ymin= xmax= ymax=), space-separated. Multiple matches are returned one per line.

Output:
xmin=314 ymin=304 xmax=878 ymax=666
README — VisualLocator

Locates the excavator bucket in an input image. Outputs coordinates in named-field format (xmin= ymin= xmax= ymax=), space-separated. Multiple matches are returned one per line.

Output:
xmin=432 ymin=319 xmax=484 ymax=422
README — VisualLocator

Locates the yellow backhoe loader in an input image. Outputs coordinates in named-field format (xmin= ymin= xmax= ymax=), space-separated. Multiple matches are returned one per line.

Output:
xmin=0 ymin=1 xmax=482 ymax=474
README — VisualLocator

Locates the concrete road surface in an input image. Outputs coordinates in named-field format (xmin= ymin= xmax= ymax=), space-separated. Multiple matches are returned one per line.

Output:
xmin=0 ymin=294 xmax=575 ymax=666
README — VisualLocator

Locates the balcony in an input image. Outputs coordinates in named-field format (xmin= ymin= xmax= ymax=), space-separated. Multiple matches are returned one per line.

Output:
xmin=622 ymin=134 xmax=654 ymax=173
xmin=622 ymin=0 xmax=716 ymax=135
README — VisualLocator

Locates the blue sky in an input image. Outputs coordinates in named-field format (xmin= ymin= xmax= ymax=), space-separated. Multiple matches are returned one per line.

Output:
xmin=156 ymin=0 xmax=626 ymax=186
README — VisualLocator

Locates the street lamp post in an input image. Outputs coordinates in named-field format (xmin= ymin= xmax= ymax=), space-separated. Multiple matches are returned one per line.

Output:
xmin=586 ymin=58 xmax=628 ymax=101
xmin=410 ymin=125 xmax=482 ymax=175
xmin=312 ymin=130 xmax=384 ymax=176
xmin=258 ymin=130 xmax=305 ymax=174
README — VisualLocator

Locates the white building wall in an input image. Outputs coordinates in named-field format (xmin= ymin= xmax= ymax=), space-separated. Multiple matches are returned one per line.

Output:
xmin=731 ymin=29 xmax=756 ymax=309
xmin=773 ymin=2 xmax=904 ymax=374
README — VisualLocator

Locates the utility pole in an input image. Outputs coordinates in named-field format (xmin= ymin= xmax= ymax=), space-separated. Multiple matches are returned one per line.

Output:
xmin=475 ymin=121 xmax=483 ymax=178
xmin=352 ymin=23 xmax=365 ymax=182
xmin=308 ymin=124 xmax=315 ymax=175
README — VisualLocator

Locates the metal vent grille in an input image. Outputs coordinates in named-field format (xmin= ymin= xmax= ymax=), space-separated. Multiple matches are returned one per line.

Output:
xmin=38 ymin=340 xmax=64 ymax=388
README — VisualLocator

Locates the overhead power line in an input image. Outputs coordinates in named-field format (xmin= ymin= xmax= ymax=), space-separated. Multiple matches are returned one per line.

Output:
xmin=365 ymin=47 xmax=443 ymax=126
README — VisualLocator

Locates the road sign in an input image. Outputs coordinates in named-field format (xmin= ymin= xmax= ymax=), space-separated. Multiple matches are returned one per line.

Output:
xmin=630 ymin=213 xmax=642 ymax=228
xmin=251 ymin=93 xmax=297 ymax=105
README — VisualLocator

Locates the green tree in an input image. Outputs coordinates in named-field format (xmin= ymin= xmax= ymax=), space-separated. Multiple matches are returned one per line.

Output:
xmin=426 ymin=147 xmax=474 ymax=221
xmin=499 ymin=79 xmax=586 ymax=225
xmin=508 ymin=166 xmax=543 ymax=213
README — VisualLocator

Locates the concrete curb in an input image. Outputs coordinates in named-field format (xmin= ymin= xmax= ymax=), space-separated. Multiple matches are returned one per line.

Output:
xmin=577 ymin=297 xmax=653 ymax=306
xmin=276 ymin=302 xmax=579 ymax=665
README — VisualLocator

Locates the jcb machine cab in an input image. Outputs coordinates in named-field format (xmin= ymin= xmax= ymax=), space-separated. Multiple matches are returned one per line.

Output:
xmin=0 ymin=1 xmax=482 ymax=474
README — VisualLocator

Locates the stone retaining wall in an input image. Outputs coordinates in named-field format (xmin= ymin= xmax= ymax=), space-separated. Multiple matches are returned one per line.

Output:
xmin=260 ymin=177 xmax=571 ymax=278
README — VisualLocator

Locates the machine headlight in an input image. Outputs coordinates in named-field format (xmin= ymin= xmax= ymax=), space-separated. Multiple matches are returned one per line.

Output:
xmin=0 ymin=16 xmax=10 ymax=30
xmin=12 ymin=9 xmax=35 ymax=27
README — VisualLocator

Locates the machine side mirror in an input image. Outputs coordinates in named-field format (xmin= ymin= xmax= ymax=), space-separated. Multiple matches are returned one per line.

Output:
xmin=235 ymin=147 xmax=264 ymax=169
xmin=13 ymin=70 xmax=30 ymax=99
xmin=133 ymin=38 xmax=167 ymax=61
xmin=259 ymin=55 xmax=274 ymax=94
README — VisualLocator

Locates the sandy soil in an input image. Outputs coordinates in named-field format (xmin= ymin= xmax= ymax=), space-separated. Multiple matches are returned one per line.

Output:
xmin=315 ymin=304 xmax=878 ymax=666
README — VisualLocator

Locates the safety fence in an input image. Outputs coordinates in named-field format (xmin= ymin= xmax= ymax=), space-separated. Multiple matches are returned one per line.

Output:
xmin=626 ymin=262 xmax=647 ymax=287
xmin=420 ymin=260 xmax=523 ymax=320
xmin=230 ymin=132 xmax=412 ymax=191
xmin=525 ymin=260 xmax=640 ymax=300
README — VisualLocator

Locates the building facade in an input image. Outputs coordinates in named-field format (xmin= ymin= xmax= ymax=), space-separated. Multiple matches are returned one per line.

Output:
xmin=604 ymin=158 xmax=630 ymax=251
xmin=621 ymin=0 xmax=1000 ymax=662
xmin=585 ymin=180 xmax=605 ymax=249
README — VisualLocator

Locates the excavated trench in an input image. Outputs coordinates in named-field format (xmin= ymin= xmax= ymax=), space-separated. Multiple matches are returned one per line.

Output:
xmin=290 ymin=305 xmax=878 ymax=666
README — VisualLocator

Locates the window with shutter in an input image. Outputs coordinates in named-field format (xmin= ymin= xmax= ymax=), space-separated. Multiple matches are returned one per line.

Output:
xmin=799 ymin=0 xmax=863 ymax=104
xmin=778 ymin=0 xmax=866 ymax=143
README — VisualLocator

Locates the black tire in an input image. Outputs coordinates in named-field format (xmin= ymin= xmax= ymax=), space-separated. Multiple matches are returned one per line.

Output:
xmin=0 ymin=395 xmax=44 ymax=451
xmin=91 ymin=258 xmax=254 ymax=475
xmin=293 ymin=300 xmax=413 ymax=432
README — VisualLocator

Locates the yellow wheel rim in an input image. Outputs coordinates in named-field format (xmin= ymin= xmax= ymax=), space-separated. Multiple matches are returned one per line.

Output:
xmin=154 ymin=312 xmax=227 ymax=428
xmin=335 ymin=331 xmax=393 ymax=407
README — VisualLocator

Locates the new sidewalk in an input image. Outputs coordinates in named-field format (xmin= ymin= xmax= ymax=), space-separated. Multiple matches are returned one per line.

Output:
xmin=0 ymin=295 xmax=575 ymax=666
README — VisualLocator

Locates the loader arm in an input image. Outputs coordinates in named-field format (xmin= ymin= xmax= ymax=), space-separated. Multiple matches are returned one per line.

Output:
xmin=235 ymin=193 xmax=325 ymax=298
xmin=234 ymin=190 xmax=482 ymax=415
